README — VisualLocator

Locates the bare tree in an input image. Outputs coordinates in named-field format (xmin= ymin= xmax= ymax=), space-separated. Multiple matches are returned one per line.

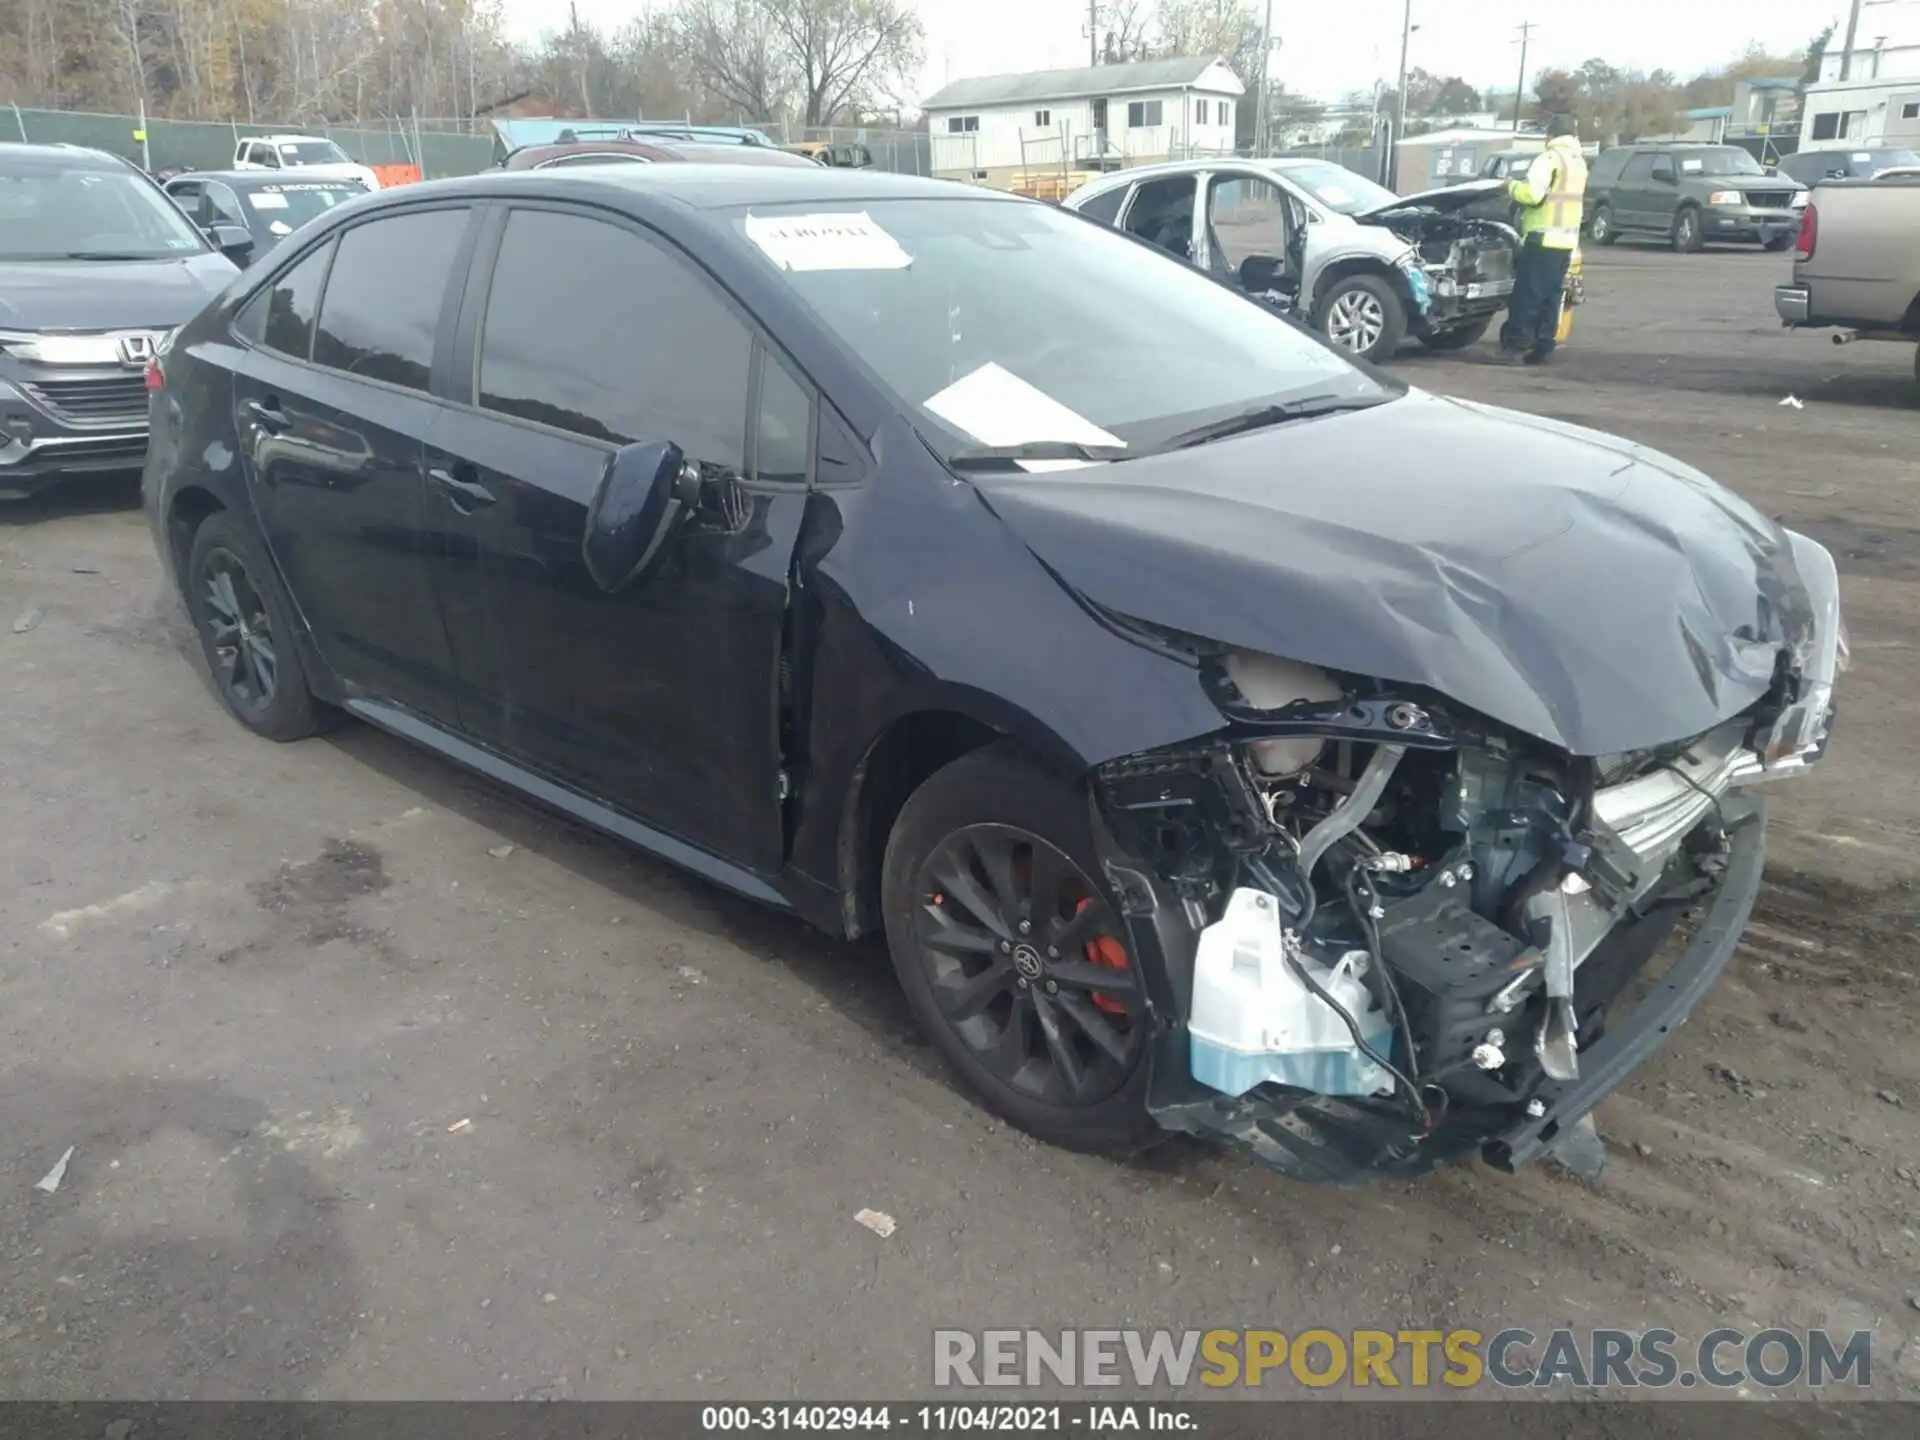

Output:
xmin=676 ymin=0 xmax=789 ymax=121
xmin=764 ymin=0 xmax=921 ymax=126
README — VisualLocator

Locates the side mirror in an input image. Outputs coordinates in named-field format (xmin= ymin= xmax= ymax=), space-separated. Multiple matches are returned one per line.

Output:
xmin=1765 ymin=165 xmax=1781 ymax=176
xmin=1651 ymin=166 xmax=1676 ymax=184
xmin=582 ymin=439 xmax=697 ymax=593
xmin=1239 ymin=253 xmax=1283 ymax=292
xmin=207 ymin=222 xmax=254 ymax=265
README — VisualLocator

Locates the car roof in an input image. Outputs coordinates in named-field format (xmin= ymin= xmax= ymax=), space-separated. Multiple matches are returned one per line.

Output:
xmin=0 ymin=142 xmax=134 ymax=174
xmin=1072 ymin=154 xmax=1356 ymax=195
xmin=168 ymin=169 xmax=365 ymax=188
xmin=406 ymin=164 xmax=1006 ymax=211
xmin=251 ymin=134 xmax=334 ymax=144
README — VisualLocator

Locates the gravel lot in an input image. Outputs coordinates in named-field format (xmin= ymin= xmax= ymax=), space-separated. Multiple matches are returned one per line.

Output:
xmin=2 ymin=245 xmax=1916 ymax=1403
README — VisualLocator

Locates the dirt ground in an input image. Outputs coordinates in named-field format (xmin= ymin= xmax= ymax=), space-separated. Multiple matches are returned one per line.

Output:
xmin=1 ymin=244 xmax=1916 ymax=1405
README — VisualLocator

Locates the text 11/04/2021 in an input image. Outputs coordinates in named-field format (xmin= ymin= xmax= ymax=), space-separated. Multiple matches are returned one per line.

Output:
xmin=701 ymin=1405 xmax=1196 ymax=1431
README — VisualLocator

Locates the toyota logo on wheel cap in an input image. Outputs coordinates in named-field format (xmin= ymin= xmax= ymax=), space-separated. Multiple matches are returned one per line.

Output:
xmin=1011 ymin=943 xmax=1045 ymax=979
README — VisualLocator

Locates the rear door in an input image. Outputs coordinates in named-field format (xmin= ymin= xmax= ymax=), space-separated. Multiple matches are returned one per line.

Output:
xmin=228 ymin=206 xmax=475 ymax=722
xmin=423 ymin=202 xmax=813 ymax=873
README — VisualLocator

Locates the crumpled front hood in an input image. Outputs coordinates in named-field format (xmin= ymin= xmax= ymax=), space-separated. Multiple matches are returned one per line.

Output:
xmin=972 ymin=391 xmax=1813 ymax=756
xmin=1355 ymin=178 xmax=1508 ymax=221
xmin=0 ymin=253 xmax=236 ymax=331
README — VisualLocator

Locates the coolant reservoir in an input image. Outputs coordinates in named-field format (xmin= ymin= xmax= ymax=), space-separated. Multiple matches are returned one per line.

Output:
xmin=1189 ymin=888 xmax=1395 ymax=1098
xmin=1223 ymin=652 xmax=1343 ymax=776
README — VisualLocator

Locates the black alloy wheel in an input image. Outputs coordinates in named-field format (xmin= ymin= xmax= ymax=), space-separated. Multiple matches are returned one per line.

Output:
xmin=198 ymin=546 xmax=279 ymax=722
xmin=910 ymin=823 xmax=1144 ymax=1107
xmin=184 ymin=510 xmax=328 ymax=742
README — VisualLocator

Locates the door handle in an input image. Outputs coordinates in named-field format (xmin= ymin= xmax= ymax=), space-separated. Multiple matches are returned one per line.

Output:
xmin=427 ymin=461 xmax=497 ymax=512
xmin=243 ymin=397 xmax=291 ymax=433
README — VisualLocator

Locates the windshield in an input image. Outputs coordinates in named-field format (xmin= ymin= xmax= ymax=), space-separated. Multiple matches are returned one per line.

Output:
xmin=0 ymin=165 xmax=206 ymax=260
xmin=244 ymin=183 xmax=362 ymax=228
xmin=1679 ymin=148 xmax=1765 ymax=177
xmin=1269 ymin=162 xmax=1399 ymax=214
xmin=729 ymin=198 xmax=1390 ymax=460
xmin=278 ymin=141 xmax=351 ymax=167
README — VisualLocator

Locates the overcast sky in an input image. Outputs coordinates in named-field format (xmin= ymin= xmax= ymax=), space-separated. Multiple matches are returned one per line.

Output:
xmin=506 ymin=0 xmax=1879 ymax=108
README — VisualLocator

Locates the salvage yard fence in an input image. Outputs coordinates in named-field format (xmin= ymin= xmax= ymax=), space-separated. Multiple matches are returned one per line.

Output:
xmin=1 ymin=105 xmax=933 ymax=180
xmin=4 ymin=106 xmax=497 ymax=178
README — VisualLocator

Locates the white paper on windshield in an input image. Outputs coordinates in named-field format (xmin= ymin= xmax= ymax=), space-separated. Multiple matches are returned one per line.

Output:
xmin=1681 ymin=158 xmax=1704 ymax=173
xmin=1852 ymin=152 xmax=1872 ymax=162
xmin=249 ymin=192 xmax=289 ymax=209
xmin=924 ymin=363 xmax=1124 ymax=472
xmin=268 ymin=220 xmax=292 ymax=236
xmin=743 ymin=211 xmax=911 ymax=271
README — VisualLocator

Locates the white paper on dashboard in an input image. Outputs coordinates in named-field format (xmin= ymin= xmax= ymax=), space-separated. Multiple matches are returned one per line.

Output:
xmin=922 ymin=363 xmax=1124 ymax=472
xmin=742 ymin=211 xmax=912 ymax=271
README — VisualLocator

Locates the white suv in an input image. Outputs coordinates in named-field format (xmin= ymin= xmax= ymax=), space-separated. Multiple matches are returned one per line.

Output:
xmin=233 ymin=135 xmax=380 ymax=192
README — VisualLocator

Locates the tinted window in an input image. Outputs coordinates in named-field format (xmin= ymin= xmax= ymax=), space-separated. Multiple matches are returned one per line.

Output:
xmin=238 ymin=239 xmax=333 ymax=358
xmin=1076 ymin=186 xmax=1126 ymax=224
xmin=478 ymin=209 xmax=751 ymax=473
xmin=1621 ymin=153 xmax=1657 ymax=182
xmin=1590 ymin=151 xmax=1629 ymax=183
xmin=312 ymin=208 xmax=467 ymax=391
xmin=754 ymin=356 xmax=812 ymax=485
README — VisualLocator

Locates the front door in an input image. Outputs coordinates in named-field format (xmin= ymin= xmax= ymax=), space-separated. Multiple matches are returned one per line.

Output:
xmin=425 ymin=203 xmax=812 ymax=875
xmin=1614 ymin=152 xmax=1659 ymax=230
xmin=1202 ymin=171 xmax=1298 ymax=299
xmin=229 ymin=207 xmax=473 ymax=723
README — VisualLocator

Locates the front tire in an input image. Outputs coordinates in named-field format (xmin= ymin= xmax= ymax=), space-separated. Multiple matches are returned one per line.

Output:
xmin=1419 ymin=317 xmax=1493 ymax=351
xmin=1588 ymin=204 xmax=1617 ymax=246
xmin=185 ymin=511 xmax=326 ymax=742
xmin=1671 ymin=205 xmax=1704 ymax=253
xmin=1313 ymin=273 xmax=1407 ymax=363
xmin=881 ymin=743 xmax=1157 ymax=1154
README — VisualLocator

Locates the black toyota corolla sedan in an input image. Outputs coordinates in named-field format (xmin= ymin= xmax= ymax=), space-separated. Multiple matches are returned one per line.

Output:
xmin=144 ymin=165 xmax=1845 ymax=1183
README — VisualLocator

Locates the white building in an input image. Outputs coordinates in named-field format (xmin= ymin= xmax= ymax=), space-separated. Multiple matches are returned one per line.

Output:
xmin=923 ymin=56 xmax=1244 ymax=186
xmin=1798 ymin=76 xmax=1920 ymax=149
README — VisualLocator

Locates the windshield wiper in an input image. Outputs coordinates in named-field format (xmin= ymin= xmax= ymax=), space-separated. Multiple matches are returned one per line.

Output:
xmin=59 ymin=250 xmax=167 ymax=261
xmin=947 ymin=440 xmax=1131 ymax=470
xmin=1158 ymin=393 xmax=1390 ymax=451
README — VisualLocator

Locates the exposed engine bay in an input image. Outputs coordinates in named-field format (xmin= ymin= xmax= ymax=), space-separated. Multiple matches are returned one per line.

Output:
xmin=1365 ymin=207 xmax=1519 ymax=330
xmin=1091 ymin=637 xmax=1837 ymax=1184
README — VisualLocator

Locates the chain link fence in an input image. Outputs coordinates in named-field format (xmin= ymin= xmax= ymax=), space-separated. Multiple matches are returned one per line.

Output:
xmin=0 ymin=106 xmax=494 ymax=177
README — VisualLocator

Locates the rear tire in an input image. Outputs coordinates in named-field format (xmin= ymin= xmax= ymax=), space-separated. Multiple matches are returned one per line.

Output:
xmin=1671 ymin=205 xmax=1704 ymax=254
xmin=1588 ymin=204 xmax=1617 ymax=246
xmin=881 ymin=742 xmax=1159 ymax=1155
xmin=185 ymin=511 xmax=327 ymax=742
xmin=1419 ymin=317 xmax=1493 ymax=351
xmin=1313 ymin=273 xmax=1407 ymax=363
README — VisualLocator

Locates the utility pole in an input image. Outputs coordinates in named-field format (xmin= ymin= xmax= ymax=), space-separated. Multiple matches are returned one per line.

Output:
xmin=1089 ymin=0 xmax=1101 ymax=66
xmin=1392 ymin=1 xmax=1413 ymax=179
xmin=1839 ymin=0 xmax=1863 ymax=80
xmin=1254 ymin=0 xmax=1276 ymax=156
xmin=1513 ymin=20 xmax=1536 ymax=132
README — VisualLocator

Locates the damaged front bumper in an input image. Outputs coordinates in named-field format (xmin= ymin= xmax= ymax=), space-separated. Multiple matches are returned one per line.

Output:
xmin=1483 ymin=792 xmax=1764 ymax=1172
xmin=1096 ymin=791 xmax=1769 ymax=1183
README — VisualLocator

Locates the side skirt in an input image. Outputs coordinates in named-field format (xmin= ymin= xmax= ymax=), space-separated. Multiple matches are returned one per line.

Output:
xmin=345 ymin=698 xmax=791 ymax=910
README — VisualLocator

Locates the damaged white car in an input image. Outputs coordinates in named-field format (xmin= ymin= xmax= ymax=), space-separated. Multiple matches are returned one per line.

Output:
xmin=1065 ymin=158 xmax=1518 ymax=362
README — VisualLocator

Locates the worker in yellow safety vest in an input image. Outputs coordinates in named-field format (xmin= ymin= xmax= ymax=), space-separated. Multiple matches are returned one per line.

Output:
xmin=1496 ymin=114 xmax=1588 ymax=365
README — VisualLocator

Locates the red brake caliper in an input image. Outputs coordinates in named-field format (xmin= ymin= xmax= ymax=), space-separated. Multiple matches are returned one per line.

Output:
xmin=1073 ymin=898 xmax=1130 ymax=1016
